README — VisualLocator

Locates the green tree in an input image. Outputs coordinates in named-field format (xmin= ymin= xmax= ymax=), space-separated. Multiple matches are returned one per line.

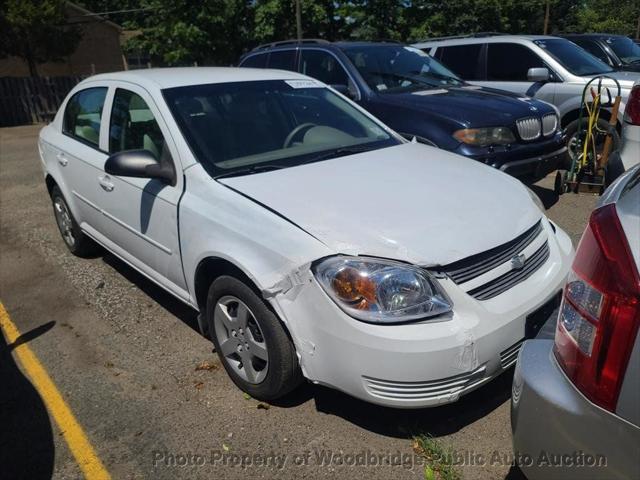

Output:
xmin=0 ymin=0 xmax=81 ymax=77
xmin=127 ymin=0 xmax=252 ymax=66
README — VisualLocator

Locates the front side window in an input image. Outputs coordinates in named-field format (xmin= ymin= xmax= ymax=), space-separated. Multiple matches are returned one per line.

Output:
xmin=436 ymin=44 xmax=483 ymax=80
xmin=343 ymin=45 xmax=463 ymax=93
xmin=63 ymin=87 xmax=107 ymax=147
xmin=267 ymin=50 xmax=296 ymax=71
xmin=109 ymin=88 xmax=167 ymax=160
xmin=534 ymin=39 xmax=613 ymax=76
xmin=300 ymin=50 xmax=349 ymax=86
xmin=487 ymin=43 xmax=545 ymax=81
xmin=163 ymin=80 xmax=398 ymax=177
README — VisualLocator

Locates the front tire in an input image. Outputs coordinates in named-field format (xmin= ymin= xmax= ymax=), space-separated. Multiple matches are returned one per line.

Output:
xmin=50 ymin=185 xmax=99 ymax=257
xmin=206 ymin=275 xmax=302 ymax=400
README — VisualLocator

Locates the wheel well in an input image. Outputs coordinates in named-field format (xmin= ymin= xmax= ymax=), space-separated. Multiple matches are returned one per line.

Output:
xmin=561 ymin=108 xmax=620 ymax=131
xmin=194 ymin=257 xmax=258 ymax=311
xmin=45 ymin=174 xmax=57 ymax=196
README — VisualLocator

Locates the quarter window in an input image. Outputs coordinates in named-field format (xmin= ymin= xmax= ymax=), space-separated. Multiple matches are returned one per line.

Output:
xmin=63 ymin=87 xmax=107 ymax=147
xmin=300 ymin=50 xmax=349 ymax=86
xmin=109 ymin=89 xmax=167 ymax=160
xmin=436 ymin=44 xmax=483 ymax=80
xmin=241 ymin=53 xmax=267 ymax=68
xmin=267 ymin=50 xmax=296 ymax=71
xmin=487 ymin=43 xmax=545 ymax=81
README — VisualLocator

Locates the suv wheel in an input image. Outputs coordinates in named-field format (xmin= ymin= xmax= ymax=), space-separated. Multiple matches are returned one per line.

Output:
xmin=50 ymin=186 xmax=99 ymax=257
xmin=206 ymin=275 xmax=302 ymax=400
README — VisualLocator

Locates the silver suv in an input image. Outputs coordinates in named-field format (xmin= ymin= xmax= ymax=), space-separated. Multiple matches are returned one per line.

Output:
xmin=413 ymin=35 xmax=640 ymax=149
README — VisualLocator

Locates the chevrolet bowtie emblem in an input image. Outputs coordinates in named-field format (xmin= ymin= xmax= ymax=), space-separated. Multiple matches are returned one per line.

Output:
xmin=511 ymin=253 xmax=527 ymax=271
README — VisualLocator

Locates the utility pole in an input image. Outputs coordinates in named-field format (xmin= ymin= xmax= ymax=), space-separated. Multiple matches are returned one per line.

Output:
xmin=296 ymin=0 xmax=302 ymax=41
xmin=543 ymin=0 xmax=550 ymax=35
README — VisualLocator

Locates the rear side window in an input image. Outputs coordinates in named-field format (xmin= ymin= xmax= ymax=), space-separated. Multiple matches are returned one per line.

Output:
xmin=109 ymin=88 xmax=167 ymax=160
xmin=241 ymin=53 xmax=267 ymax=68
xmin=63 ymin=87 xmax=107 ymax=147
xmin=487 ymin=43 xmax=545 ymax=81
xmin=267 ymin=50 xmax=296 ymax=71
xmin=436 ymin=44 xmax=483 ymax=80
xmin=300 ymin=50 xmax=349 ymax=86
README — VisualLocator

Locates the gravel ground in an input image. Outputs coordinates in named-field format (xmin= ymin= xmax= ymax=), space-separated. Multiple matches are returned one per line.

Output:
xmin=0 ymin=125 xmax=597 ymax=480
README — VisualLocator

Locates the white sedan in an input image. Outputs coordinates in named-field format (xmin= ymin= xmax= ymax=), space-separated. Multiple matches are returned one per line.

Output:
xmin=39 ymin=68 xmax=573 ymax=408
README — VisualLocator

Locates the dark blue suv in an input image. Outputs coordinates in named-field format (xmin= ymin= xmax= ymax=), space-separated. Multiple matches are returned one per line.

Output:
xmin=239 ymin=40 xmax=567 ymax=178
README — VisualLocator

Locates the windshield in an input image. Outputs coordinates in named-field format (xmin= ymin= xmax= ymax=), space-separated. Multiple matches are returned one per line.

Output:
xmin=163 ymin=80 xmax=398 ymax=177
xmin=343 ymin=45 xmax=464 ymax=93
xmin=605 ymin=36 xmax=640 ymax=64
xmin=534 ymin=38 xmax=613 ymax=76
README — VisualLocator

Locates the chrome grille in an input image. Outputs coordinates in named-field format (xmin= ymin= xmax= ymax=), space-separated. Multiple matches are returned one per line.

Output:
xmin=363 ymin=365 xmax=486 ymax=401
xmin=516 ymin=117 xmax=541 ymax=141
xmin=468 ymin=241 xmax=550 ymax=300
xmin=542 ymin=113 xmax=558 ymax=136
xmin=500 ymin=339 xmax=524 ymax=369
xmin=438 ymin=220 xmax=542 ymax=284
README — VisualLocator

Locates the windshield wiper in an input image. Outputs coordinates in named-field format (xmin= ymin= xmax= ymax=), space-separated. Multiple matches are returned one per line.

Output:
xmin=301 ymin=145 xmax=378 ymax=164
xmin=214 ymin=164 xmax=285 ymax=180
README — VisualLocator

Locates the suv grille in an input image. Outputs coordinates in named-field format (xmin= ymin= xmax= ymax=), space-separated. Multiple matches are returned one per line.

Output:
xmin=516 ymin=117 xmax=541 ymax=141
xmin=542 ymin=113 xmax=558 ymax=136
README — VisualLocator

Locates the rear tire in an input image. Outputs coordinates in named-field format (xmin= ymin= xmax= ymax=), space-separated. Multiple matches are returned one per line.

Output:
xmin=206 ymin=275 xmax=303 ymax=401
xmin=50 ymin=186 xmax=99 ymax=257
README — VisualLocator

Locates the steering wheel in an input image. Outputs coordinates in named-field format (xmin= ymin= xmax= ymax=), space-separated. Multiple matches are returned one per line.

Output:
xmin=283 ymin=123 xmax=317 ymax=148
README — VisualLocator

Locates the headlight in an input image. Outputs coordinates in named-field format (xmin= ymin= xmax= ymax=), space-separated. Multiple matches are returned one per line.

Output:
xmin=526 ymin=186 xmax=545 ymax=212
xmin=453 ymin=127 xmax=516 ymax=146
xmin=313 ymin=256 xmax=452 ymax=324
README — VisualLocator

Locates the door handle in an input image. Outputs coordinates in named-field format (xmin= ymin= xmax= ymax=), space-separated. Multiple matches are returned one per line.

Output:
xmin=98 ymin=175 xmax=114 ymax=192
xmin=56 ymin=153 xmax=68 ymax=167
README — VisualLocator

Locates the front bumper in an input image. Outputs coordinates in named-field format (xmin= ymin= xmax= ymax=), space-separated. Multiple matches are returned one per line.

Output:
xmin=270 ymin=220 xmax=573 ymax=408
xmin=511 ymin=340 xmax=640 ymax=480
xmin=497 ymin=146 xmax=567 ymax=178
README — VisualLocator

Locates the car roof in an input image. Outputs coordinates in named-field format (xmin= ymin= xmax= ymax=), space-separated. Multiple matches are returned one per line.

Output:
xmin=561 ymin=33 xmax=627 ymax=39
xmin=83 ymin=67 xmax=309 ymax=90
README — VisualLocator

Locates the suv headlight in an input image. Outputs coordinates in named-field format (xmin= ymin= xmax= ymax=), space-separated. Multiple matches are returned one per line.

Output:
xmin=313 ymin=256 xmax=452 ymax=324
xmin=453 ymin=127 xmax=516 ymax=146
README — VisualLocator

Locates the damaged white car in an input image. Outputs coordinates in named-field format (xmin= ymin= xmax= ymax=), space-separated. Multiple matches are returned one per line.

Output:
xmin=39 ymin=68 xmax=574 ymax=408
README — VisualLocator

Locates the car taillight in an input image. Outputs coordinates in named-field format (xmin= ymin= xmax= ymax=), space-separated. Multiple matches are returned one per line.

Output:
xmin=554 ymin=203 xmax=640 ymax=412
xmin=624 ymin=85 xmax=640 ymax=125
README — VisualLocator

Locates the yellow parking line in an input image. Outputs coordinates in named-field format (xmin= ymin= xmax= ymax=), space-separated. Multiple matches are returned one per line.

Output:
xmin=0 ymin=301 xmax=111 ymax=480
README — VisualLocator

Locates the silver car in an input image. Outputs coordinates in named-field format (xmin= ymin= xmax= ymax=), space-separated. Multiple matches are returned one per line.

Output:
xmin=413 ymin=35 xmax=640 ymax=155
xmin=511 ymin=164 xmax=640 ymax=480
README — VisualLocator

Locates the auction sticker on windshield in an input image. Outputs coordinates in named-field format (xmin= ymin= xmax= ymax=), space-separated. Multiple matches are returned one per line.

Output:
xmin=285 ymin=79 xmax=322 ymax=89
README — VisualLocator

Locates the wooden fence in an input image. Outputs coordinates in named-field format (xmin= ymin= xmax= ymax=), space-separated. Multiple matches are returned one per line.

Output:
xmin=0 ymin=76 xmax=83 ymax=127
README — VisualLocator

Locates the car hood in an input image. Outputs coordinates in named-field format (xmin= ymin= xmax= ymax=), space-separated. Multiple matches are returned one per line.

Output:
xmin=580 ymin=70 xmax=640 ymax=88
xmin=374 ymin=85 xmax=552 ymax=127
xmin=219 ymin=143 xmax=542 ymax=266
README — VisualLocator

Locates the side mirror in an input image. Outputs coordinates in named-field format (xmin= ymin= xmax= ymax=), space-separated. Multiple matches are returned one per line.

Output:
xmin=527 ymin=67 xmax=550 ymax=82
xmin=105 ymin=150 xmax=175 ymax=184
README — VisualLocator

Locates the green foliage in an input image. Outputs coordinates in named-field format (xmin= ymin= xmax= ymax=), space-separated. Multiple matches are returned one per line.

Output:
xmin=0 ymin=0 xmax=81 ymax=76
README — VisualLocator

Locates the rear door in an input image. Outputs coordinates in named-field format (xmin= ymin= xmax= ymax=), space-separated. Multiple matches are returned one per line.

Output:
xmin=96 ymin=83 xmax=188 ymax=299
xmin=475 ymin=42 xmax=557 ymax=104
xmin=56 ymin=86 xmax=110 ymax=235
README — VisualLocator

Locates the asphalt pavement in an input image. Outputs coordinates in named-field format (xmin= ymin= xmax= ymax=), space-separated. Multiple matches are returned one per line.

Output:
xmin=0 ymin=125 xmax=597 ymax=480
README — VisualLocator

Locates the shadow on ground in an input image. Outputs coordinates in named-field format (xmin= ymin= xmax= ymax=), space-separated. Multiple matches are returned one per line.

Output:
xmin=525 ymin=180 xmax=560 ymax=210
xmin=0 ymin=322 xmax=55 ymax=480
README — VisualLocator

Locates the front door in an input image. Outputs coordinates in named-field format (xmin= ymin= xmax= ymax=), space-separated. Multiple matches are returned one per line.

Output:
xmin=96 ymin=83 xmax=188 ymax=299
